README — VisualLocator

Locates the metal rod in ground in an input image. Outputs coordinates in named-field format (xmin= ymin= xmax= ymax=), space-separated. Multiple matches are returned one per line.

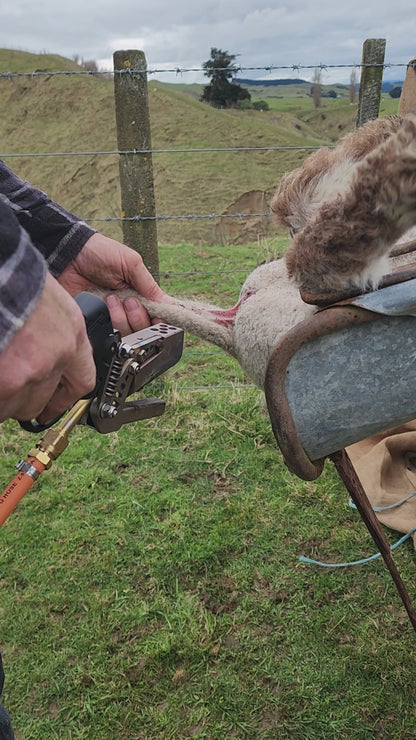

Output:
xmin=330 ymin=448 xmax=416 ymax=635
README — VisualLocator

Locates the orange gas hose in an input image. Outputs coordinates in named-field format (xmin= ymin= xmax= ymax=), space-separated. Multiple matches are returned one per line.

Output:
xmin=0 ymin=456 xmax=46 ymax=526
xmin=0 ymin=399 xmax=91 ymax=527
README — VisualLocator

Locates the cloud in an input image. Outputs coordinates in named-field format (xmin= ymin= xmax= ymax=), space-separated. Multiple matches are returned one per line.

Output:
xmin=0 ymin=0 xmax=415 ymax=84
xmin=109 ymin=26 xmax=193 ymax=61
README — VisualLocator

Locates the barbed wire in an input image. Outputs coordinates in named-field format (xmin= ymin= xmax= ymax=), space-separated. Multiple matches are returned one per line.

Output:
xmin=0 ymin=61 xmax=410 ymax=79
xmin=154 ymin=267 xmax=256 ymax=277
xmin=88 ymin=212 xmax=272 ymax=225
xmin=148 ymin=62 xmax=408 ymax=75
xmin=0 ymin=144 xmax=328 ymax=158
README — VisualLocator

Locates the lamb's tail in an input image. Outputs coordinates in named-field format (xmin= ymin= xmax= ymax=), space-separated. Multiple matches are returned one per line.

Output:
xmin=134 ymin=295 xmax=236 ymax=356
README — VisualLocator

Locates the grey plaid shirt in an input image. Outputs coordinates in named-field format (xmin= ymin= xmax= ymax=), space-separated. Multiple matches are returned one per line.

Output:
xmin=0 ymin=160 xmax=95 ymax=351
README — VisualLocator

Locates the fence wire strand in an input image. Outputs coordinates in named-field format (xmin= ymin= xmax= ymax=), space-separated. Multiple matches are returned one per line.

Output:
xmin=0 ymin=144 xmax=329 ymax=158
xmin=88 ymin=212 xmax=272 ymax=225
xmin=1 ymin=55 xmax=401 ymax=393
xmin=0 ymin=61 xmax=410 ymax=79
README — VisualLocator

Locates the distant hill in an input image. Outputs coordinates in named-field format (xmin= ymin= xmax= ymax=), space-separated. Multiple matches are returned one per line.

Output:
xmin=238 ymin=77 xmax=404 ymax=93
xmin=381 ymin=80 xmax=403 ymax=92
xmin=237 ymin=77 xmax=350 ymax=100
xmin=239 ymin=76 xmax=404 ymax=96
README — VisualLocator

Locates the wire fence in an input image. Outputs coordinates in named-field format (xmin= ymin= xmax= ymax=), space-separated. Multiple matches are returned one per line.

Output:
xmin=0 ymin=52 xmax=404 ymax=391
xmin=0 ymin=57 xmax=400 ymax=228
xmin=0 ymin=61 xmax=411 ymax=79
xmin=0 ymin=145 xmax=327 ymax=227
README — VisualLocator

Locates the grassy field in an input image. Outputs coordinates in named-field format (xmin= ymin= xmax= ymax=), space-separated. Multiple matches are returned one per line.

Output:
xmin=2 ymin=241 xmax=416 ymax=739
xmin=0 ymin=51 xmax=412 ymax=739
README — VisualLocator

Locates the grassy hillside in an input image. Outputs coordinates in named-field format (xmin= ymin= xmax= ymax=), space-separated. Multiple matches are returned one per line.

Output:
xmin=0 ymin=50 xmax=399 ymax=246
xmin=0 ymin=51 xmax=350 ymax=246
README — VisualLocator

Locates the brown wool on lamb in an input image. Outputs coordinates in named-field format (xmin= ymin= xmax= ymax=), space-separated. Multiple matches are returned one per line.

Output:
xmin=272 ymin=113 xmax=416 ymax=300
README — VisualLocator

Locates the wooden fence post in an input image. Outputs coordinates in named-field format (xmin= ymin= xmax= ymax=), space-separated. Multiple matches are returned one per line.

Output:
xmin=356 ymin=38 xmax=386 ymax=128
xmin=113 ymin=50 xmax=159 ymax=279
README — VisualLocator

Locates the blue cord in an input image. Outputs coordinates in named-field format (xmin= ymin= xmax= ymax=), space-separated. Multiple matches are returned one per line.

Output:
xmin=348 ymin=490 xmax=416 ymax=512
xmin=300 ymin=492 xmax=416 ymax=568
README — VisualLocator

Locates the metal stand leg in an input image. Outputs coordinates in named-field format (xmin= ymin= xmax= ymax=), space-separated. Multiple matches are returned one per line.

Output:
xmin=330 ymin=448 xmax=416 ymax=635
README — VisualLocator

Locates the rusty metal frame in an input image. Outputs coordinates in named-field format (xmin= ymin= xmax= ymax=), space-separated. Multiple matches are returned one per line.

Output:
xmin=264 ymin=303 xmax=378 ymax=480
xmin=265 ymin=251 xmax=416 ymax=478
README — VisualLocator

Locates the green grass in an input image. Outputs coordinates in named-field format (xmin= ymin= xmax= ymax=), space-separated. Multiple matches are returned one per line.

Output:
xmin=2 ymin=242 xmax=416 ymax=739
xmin=0 ymin=49 xmax=409 ymax=738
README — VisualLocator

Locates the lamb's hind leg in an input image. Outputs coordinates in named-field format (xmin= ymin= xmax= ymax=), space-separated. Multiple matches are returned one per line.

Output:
xmin=285 ymin=114 xmax=416 ymax=304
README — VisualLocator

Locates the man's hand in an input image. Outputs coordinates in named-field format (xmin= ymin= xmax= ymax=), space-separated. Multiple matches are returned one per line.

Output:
xmin=0 ymin=273 xmax=96 ymax=424
xmin=58 ymin=233 xmax=172 ymax=336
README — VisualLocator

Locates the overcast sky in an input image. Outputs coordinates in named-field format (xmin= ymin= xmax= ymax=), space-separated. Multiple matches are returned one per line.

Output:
xmin=1 ymin=0 xmax=415 ymax=84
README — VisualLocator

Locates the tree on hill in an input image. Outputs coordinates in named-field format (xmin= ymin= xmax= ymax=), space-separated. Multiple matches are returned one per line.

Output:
xmin=201 ymin=48 xmax=251 ymax=108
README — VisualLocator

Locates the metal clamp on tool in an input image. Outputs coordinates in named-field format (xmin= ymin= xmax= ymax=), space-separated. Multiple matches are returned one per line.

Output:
xmin=0 ymin=292 xmax=184 ymax=525
xmin=74 ymin=292 xmax=184 ymax=434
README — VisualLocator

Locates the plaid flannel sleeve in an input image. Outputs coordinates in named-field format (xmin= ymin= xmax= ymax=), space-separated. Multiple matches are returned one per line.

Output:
xmin=0 ymin=197 xmax=46 ymax=352
xmin=0 ymin=160 xmax=96 ymax=276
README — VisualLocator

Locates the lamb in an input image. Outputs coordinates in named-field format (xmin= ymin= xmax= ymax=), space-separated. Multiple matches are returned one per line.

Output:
xmin=112 ymin=113 xmax=416 ymax=389
xmin=137 ymin=258 xmax=315 ymax=388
